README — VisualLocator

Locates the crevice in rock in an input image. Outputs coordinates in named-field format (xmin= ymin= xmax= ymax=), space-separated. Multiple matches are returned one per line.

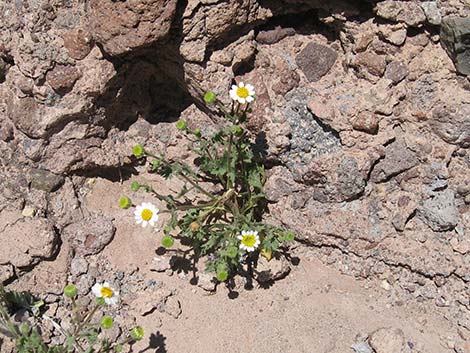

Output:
xmin=70 ymin=164 xmax=138 ymax=183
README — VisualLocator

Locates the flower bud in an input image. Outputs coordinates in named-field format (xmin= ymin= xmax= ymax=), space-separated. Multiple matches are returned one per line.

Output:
xmin=119 ymin=196 xmax=132 ymax=209
xmin=101 ymin=316 xmax=114 ymax=329
xmin=229 ymin=125 xmax=243 ymax=136
xmin=132 ymin=145 xmax=144 ymax=158
xmin=203 ymin=91 xmax=216 ymax=104
xmin=175 ymin=120 xmax=187 ymax=131
xmin=63 ymin=284 xmax=77 ymax=298
xmin=162 ymin=235 xmax=174 ymax=248
xmin=189 ymin=221 xmax=200 ymax=232
xmin=130 ymin=326 xmax=144 ymax=341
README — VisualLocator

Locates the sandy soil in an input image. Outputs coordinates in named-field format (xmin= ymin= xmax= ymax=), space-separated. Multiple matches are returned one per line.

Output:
xmin=82 ymin=178 xmax=455 ymax=353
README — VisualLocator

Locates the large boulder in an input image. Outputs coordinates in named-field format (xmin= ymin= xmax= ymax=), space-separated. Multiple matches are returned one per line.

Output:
xmin=441 ymin=16 xmax=470 ymax=75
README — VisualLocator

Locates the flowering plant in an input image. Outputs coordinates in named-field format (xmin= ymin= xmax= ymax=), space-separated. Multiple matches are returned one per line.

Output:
xmin=0 ymin=283 xmax=143 ymax=353
xmin=125 ymin=83 xmax=294 ymax=282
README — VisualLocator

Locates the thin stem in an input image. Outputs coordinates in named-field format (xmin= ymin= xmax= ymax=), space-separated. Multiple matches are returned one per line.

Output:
xmin=75 ymin=303 xmax=99 ymax=335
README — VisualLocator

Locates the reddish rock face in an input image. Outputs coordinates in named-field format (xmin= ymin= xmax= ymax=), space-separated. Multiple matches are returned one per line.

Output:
xmin=46 ymin=64 xmax=82 ymax=93
xmin=88 ymin=0 xmax=178 ymax=56
xmin=62 ymin=29 xmax=94 ymax=60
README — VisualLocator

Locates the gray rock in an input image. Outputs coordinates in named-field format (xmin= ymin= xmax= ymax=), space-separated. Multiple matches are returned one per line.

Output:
xmin=420 ymin=1 xmax=441 ymax=25
xmin=336 ymin=156 xmax=366 ymax=201
xmin=376 ymin=1 xmax=426 ymax=27
xmin=295 ymin=43 xmax=337 ymax=82
xmin=418 ymin=189 xmax=459 ymax=232
xmin=63 ymin=214 xmax=116 ymax=256
xmin=370 ymin=140 xmax=419 ymax=183
xmin=410 ymin=75 xmax=437 ymax=111
xmin=385 ymin=60 xmax=409 ymax=84
xmin=28 ymin=168 xmax=64 ymax=192
xmin=431 ymin=104 xmax=470 ymax=148
xmin=441 ymin=16 xmax=470 ymax=75
xmin=281 ymin=88 xmax=341 ymax=169
xmin=351 ymin=341 xmax=373 ymax=353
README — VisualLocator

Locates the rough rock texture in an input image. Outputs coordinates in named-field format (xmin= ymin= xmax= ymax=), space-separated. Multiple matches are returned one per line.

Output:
xmin=0 ymin=1 xmax=469 ymax=350
xmin=0 ymin=209 xmax=57 ymax=273
xmin=295 ymin=43 xmax=338 ymax=82
xmin=441 ymin=16 xmax=470 ymax=75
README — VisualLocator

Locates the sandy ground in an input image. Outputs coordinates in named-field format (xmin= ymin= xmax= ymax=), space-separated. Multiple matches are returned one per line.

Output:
xmin=83 ymin=178 xmax=455 ymax=353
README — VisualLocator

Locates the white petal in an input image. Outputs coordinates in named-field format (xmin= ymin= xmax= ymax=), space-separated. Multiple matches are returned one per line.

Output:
xmin=231 ymin=85 xmax=238 ymax=90
xmin=246 ymin=96 xmax=254 ymax=103
xmin=136 ymin=218 xmax=143 ymax=224
xmin=245 ymin=84 xmax=254 ymax=91
xmin=142 ymin=221 xmax=148 ymax=228
xmin=91 ymin=284 xmax=102 ymax=297
xmin=239 ymin=82 xmax=245 ymax=87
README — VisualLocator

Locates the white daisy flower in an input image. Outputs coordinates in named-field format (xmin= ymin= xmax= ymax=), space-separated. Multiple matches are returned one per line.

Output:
xmin=134 ymin=202 xmax=159 ymax=228
xmin=229 ymin=82 xmax=255 ymax=104
xmin=91 ymin=282 xmax=119 ymax=305
xmin=237 ymin=230 xmax=260 ymax=252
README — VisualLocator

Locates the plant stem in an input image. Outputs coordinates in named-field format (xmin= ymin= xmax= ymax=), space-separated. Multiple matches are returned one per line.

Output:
xmin=75 ymin=303 xmax=99 ymax=335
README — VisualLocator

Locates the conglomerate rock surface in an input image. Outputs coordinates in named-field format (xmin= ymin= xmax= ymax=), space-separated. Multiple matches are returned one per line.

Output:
xmin=0 ymin=0 xmax=469 ymax=351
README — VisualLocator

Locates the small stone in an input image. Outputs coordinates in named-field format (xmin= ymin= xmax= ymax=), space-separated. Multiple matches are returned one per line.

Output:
xmin=256 ymin=26 xmax=296 ymax=45
xmin=165 ymin=296 xmax=182 ymax=319
xmin=29 ymin=168 xmax=64 ymax=192
xmin=417 ymin=189 xmax=459 ymax=232
xmin=420 ymin=1 xmax=441 ymax=25
xmin=430 ymin=104 xmax=470 ymax=148
xmin=62 ymin=29 xmax=93 ymax=60
xmin=151 ymin=256 xmax=174 ymax=272
xmin=376 ymin=1 xmax=426 ymax=27
xmin=63 ymin=214 xmax=116 ymax=256
xmin=21 ymin=206 xmax=36 ymax=218
xmin=254 ymin=256 xmax=291 ymax=284
xmin=351 ymin=341 xmax=373 ymax=353
xmin=295 ymin=42 xmax=338 ymax=82
xmin=369 ymin=327 xmax=406 ymax=353
xmin=197 ymin=272 xmax=217 ymax=292
xmin=380 ymin=26 xmax=407 ymax=46
xmin=351 ymin=112 xmax=379 ymax=134
xmin=370 ymin=140 xmax=419 ymax=183
xmin=0 ymin=264 xmax=15 ymax=283
xmin=46 ymin=64 xmax=81 ymax=93
xmin=70 ymin=257 xmax=89 ymax=277
xmin=353 ymin=52 xmax=386 ymax=77
xmin=380 ymin=280 xmax=391 ymax=291
xmin=385 ymin=61 xmax=409 ymax=84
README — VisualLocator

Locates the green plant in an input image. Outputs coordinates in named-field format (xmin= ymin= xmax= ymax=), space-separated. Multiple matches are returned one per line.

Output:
xmin=127 ymin=82 xmax=294 ymax=281
xmin=0 ymin=283 xmax=143 ymax=353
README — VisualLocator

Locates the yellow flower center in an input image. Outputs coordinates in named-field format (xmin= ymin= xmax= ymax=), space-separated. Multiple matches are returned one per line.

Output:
xmin=141 ymin=209 xmax=153 ymax=221
xmin=241 ymin=234 xmax=257 ymax=247
xmin=236 ymin=87 xmax=249 ymax=98
xmin=101 ymin=287 xmax=114 ymax=298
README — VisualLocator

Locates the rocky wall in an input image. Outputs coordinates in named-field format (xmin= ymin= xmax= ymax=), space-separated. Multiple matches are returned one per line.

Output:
xmin=0 ymin=0 xmax=469 ymax=347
